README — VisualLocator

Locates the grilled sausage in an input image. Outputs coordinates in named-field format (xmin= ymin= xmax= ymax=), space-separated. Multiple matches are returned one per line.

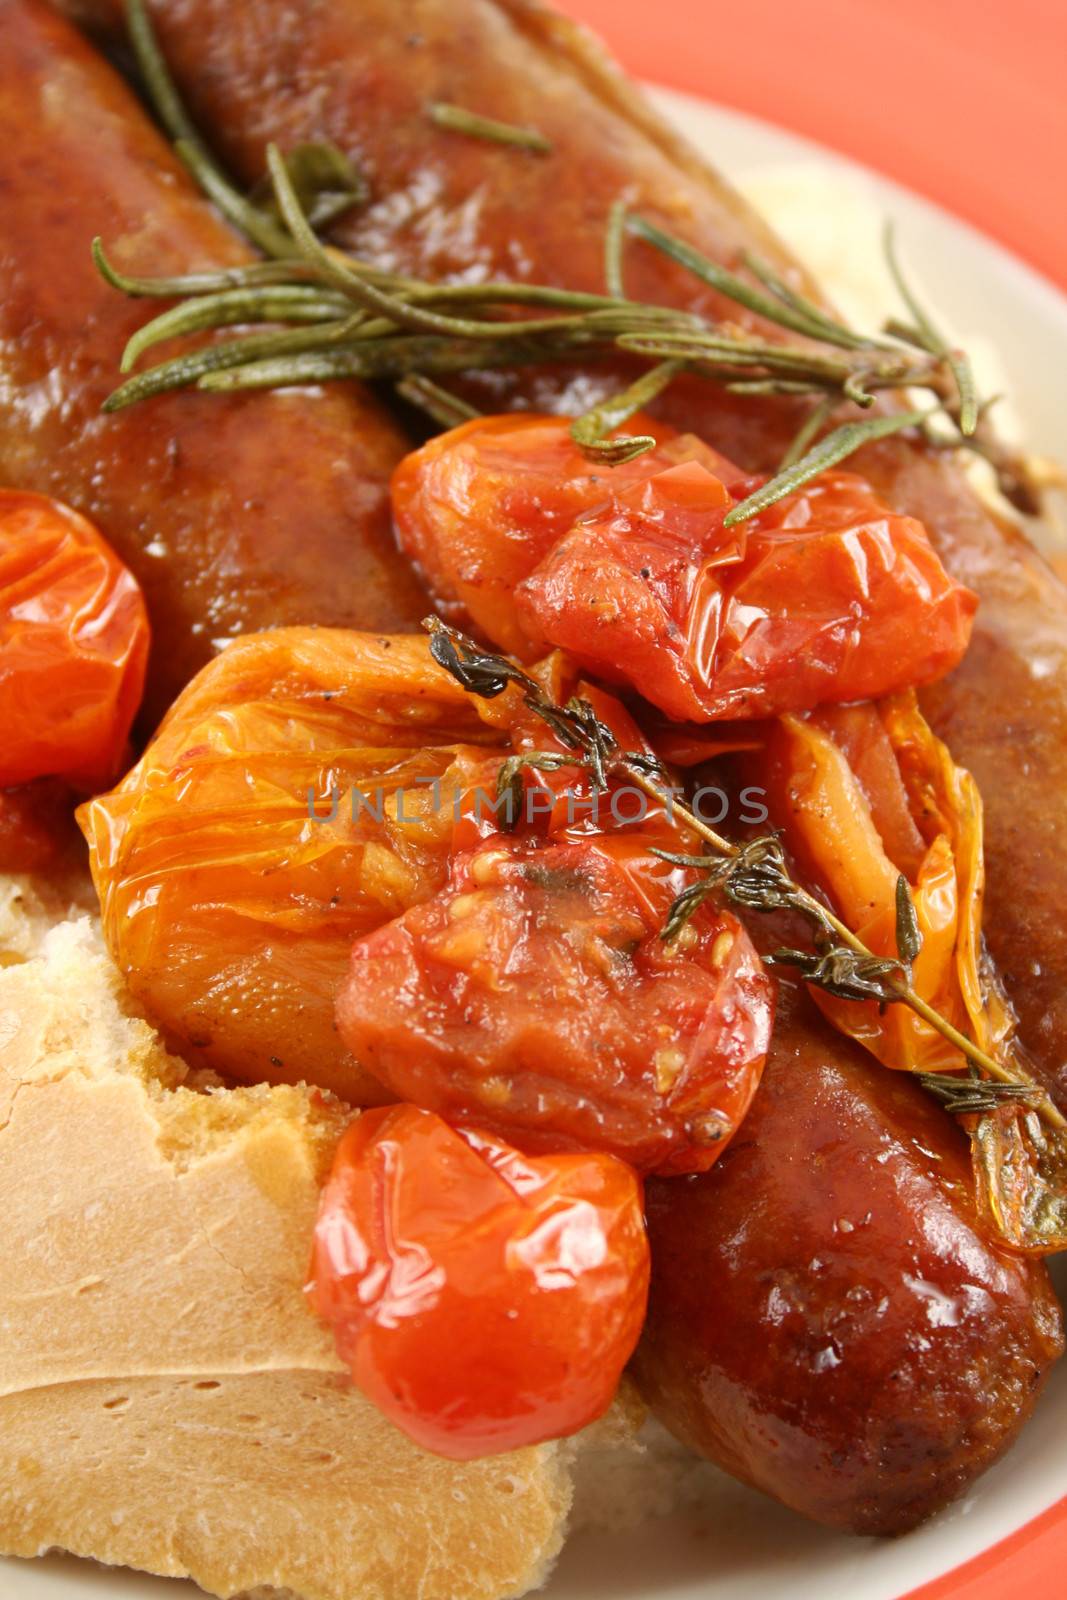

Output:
xmin=0 ymin=0 xmax=425 ymax=727
xmin=55 ymin=0 xmax=1067 ymax=1101
xmin=50 ymin=0 xmax=1067 ymax=1530
xmin=632 ymin=972 xmax=1064 ymax=1534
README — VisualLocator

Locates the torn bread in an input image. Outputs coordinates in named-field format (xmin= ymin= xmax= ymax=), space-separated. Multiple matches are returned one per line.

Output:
xmin=0 ymin=901 xmax=645 ymax=1600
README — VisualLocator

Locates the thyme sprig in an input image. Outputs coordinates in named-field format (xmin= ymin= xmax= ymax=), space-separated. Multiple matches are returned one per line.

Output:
xmin=425 ymin=618 xmax=1066 ymax=1135
xmin=94 ymin=0 xmax=1021 ymax=521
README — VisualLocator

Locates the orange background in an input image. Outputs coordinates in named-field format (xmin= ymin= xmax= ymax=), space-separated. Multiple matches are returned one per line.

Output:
xmin=556 ymin=0 xmax=1066 ymax=292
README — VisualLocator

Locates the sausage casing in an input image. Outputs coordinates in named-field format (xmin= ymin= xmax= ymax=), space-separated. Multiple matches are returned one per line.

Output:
xmin=0 ymin=0 xmax=426 ymax=726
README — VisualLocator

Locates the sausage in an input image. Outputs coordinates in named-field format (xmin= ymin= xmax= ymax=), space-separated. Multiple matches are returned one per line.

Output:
xmin=632 ymin=972 xmax=1065 ymax=1535
xmin=49 ymin=0 xmax=1067 ymax=1528
xmin=55 ymin=0 xmax=1067 ymax=1104
xmin=0 ymin=0 xmax=426 ymax=728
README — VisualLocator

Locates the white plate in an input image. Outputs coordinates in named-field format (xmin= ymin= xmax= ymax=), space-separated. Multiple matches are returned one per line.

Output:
xmin=7 ymin=86 xmax=1067 ymax=1600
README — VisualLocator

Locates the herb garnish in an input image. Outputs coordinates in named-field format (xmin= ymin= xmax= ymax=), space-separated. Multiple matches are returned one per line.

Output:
xmin=427 ymin=103 xmax=553 ymax=154
xmin=424 ymin=617 xmax=1066 ymax=1140
xmin=95 ymin=0 xmax=1043 ymax=520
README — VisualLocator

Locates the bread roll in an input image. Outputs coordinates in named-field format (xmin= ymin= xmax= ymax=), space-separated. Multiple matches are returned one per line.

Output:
xmin=0 ymin=902 xmax=637 ymax=1599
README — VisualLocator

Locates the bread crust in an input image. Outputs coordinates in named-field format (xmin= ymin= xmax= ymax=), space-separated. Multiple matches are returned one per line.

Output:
xmin=0 ymin=907 xmax=587 ymax=1600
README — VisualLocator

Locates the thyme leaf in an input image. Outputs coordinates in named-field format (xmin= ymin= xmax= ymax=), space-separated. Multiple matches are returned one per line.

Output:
xmin=895 ymin=873 xmax=923 ymax=964
xmin=767 ymin=945 xmax=908 ymax=1004
xmin=916 ymin=1072 xmax=1044 ymax=1116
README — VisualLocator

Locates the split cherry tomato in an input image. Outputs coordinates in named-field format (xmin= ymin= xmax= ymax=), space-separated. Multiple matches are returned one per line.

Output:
xmin=336 ymin=832 xmax=774 ymax=1175
xmin=391 ymin=412 xmax=739 ymax=657
xmin=748 ymin=695 xmax=979 ymax=1073
xmin=392 ymin=415 xmax=976 ymax=721
xmin=0 ymin=490 xmax=149 ymax=790
xmin=79 ymin=629 xmax=502 ymax=1099
xmin=308 ymin=1104 xmax=649 ymax=1459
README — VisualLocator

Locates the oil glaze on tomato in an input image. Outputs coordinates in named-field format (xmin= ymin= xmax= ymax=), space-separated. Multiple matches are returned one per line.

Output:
xmin=308 ymin=1104 xmax=649 ymax=1459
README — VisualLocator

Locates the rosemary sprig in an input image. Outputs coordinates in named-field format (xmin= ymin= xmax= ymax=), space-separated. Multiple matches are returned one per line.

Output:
xmin=424 ymin=618 xmax=1066 ymax=1136
xmin=428 ymin=102 xmax=553 ymax=154
xmin=100 ymin=0 xmax=1006 ymax=515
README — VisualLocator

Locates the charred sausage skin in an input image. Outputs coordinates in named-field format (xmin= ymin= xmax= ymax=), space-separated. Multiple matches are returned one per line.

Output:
xmin=634 ymin=983 xmax=1064 ymax=1534
xmin=0 ymin=0 xmax=426 ymax=726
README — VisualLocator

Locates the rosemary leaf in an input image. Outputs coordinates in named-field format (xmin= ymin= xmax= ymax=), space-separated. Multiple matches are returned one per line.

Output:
xmin=723 ymin=409 xmax=931 ymax=527
xmin=570 ymin=359 xmax=684 ymax=465
xmin=428 ymin=102 xmax=552 ymax=153
xmin=103 ymin=318 xmax=362 ymax=410
xmin=895 ymin=873 xmax=923 ymax=964
xmin=883 ymin=223 xmax=979 ymax=435
xmin=629 ymin=215 xmax=865 ymax=349
xmin=250 ymin=141 xmax=368 ymax=230
xmin=604 ymin=199 xmax=628 ymax=299
xmin=120 ymin=285 xmax=352 ymax=372
xmin=662 ymin=878 xmax=719 ymax=942
xmin=916 ymin=1072 xmax=1043 ymax=1116
xmin=394 ymin=374 xmax=480 ymax=431
xmin=92 ymin=240 xmax=347 ymax=299
xmin=741 ymin=251 xmax=891 ymax=353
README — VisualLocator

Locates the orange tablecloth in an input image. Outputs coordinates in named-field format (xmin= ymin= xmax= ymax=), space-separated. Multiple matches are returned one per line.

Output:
xmin=557 ymin=0 xmax=1065 ymax=292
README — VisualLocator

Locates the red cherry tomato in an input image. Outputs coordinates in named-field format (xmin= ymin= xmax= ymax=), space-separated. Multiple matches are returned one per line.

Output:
xmin=521 ymin=459 xmax=976 ymax=720
xmin=392 ymin=415 xmax=976 ymax=721
xmin=308 ymin=1104 xmax=649 ymax=1459
xmin=391 ymin=412 xmax=739 ymax=657
xmin=0 ymin=779 xmax=80 ymax=875
xmin=337 ymin=833 xmax=774 ymax=1176
xmin=0 ymin=490 xmax=149 ymax=790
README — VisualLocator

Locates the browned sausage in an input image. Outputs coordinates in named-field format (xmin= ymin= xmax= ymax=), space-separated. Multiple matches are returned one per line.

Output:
xmin=50 ymin=0 xmax=1067 ymax=1530
xmin=632 ymin=971 xmax=1064 ymax=1534
xmin=55 ymin=0 xmax=1067 ymax=1103
xmin=0 ymin=0 xmax=426 ymax=728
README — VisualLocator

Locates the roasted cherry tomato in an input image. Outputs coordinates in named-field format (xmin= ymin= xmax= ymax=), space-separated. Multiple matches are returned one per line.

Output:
xmin=393 ymin=416 xmax=976 ymax=721
xmin=78 ymin=629 xmax=501 ymax=1100
xmin=0 ymin=489 xmax=149 ymax=790
xmin=0 ymin=778 xmax=81 ymax=875
xmin=308 ymin=1104 xmax=650 ymax=1459
xmin=337 ymin=832 xmax=774 ymax=1175
xmin=747 ymin=694 xmax=1067 ymax=1254
xmin=750 ymin=694 xmax=981 ymax=1074
xmin=392 ymin=412 xmax=739 ymax=657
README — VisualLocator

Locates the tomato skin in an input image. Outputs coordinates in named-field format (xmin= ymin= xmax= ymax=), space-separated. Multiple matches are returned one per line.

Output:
xmin=0 ymin=490 xmax=149 ymax=790
xmin=518 ymin=461 xmax=977 ymax=721
xmin=0 ymin=778 xmax=80 ymax=875
xmin=392 ymin=415 xmax=976 ymax=721
xmin=391 ymin=412 xmax=738 ymax=657
xmin=337 ymin=833 xmax=774 ymax=1175
xmin=78 ymin=629 xmax=501 ymax=1100
xmin=308 ymin=1104 xmax=649 ymax=1459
